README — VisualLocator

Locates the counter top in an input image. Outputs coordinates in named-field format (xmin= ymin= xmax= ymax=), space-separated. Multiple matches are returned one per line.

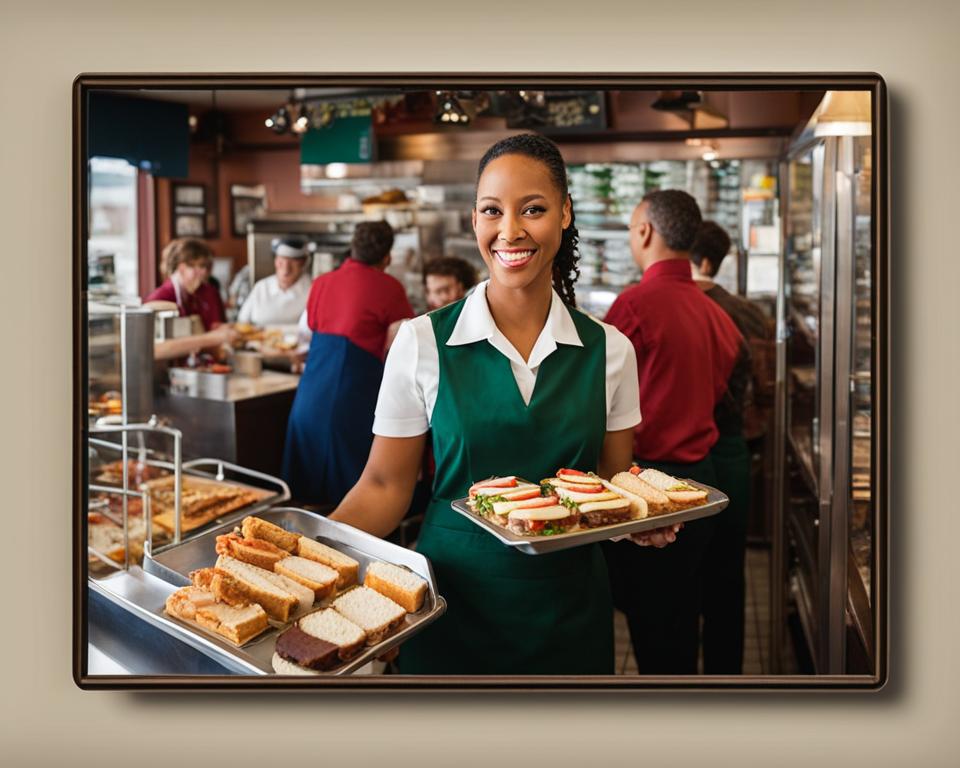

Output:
xmin=225 ymin=370 xmax=300 ymax=401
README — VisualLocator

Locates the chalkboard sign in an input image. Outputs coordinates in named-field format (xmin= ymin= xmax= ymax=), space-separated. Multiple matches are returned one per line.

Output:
xmin=505 ymin=91 xmax=607 ymax=134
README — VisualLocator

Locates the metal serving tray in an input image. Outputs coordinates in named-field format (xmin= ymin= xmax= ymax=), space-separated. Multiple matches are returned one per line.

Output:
xmin=451 ymin=481 xmax=729 ymax=555
xmin=91 ymin=507 xmax=445 ymax=675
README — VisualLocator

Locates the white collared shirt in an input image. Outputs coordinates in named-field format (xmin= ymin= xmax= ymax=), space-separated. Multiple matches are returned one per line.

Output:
xmin=237 ymin=273 xmax=312 ymax=326
xmin=373 ymin=280 xmax=641 ymax=437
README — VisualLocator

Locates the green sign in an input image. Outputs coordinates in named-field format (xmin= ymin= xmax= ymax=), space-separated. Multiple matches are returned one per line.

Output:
xmin=301 ymin=115 xmax=374 ymax=165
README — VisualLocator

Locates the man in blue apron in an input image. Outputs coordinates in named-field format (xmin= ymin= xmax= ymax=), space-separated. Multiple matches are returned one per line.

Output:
xmin=282 ymin=221 xmax=413 ymax=507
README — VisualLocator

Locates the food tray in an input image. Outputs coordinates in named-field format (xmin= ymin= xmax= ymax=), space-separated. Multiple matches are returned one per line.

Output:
xmin=451 ymin=481 xmax=729 ymax=555
xmin=90 ymin=507 xmax=446 ymax=675
xmin=142 ymin=474 xmax=273 ymax=535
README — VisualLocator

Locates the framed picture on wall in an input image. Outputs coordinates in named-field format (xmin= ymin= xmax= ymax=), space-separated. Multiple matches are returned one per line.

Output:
xmin=171 ymin=183 xmax=215 ymax=237
xmin=74 ymin=73 xmax=889 ymax=692
xmin=230 ymin=183 xmax=267 ymax=237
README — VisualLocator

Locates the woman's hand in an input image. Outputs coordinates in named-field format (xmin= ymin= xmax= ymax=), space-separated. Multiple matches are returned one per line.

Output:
xmin=209 ymin=323 xmax=241 ymax=347
xmin=628 ymin=522 xmax=683 ymax=548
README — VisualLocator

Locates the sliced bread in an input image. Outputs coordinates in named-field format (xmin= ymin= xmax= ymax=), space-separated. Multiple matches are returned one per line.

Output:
xmin=216 ymin=532 xmax=289 ymax=570
xmin=272 ymin=651 xmax=322 ymax=676
xmin=298 ymin=608 xmax=366 ymax=660
xmin=194 ymin=601 xmax=269 ymax=645
xmin=332 ymin=587 xmax=406 ymax=645
xmin=297 ymin=537 xmax=359 ymax=588
xmin=241 ymin=516 xmax=299 ymax=553
xmin=364 ymin=561 xmax=428 ymax=613
xmin=164 ymin=585 xmax=216 ymax=622
xmin=213 ymin=555 xmax=301 ymax=622
xmin=275 ymin=556 xmax=338 ymax=601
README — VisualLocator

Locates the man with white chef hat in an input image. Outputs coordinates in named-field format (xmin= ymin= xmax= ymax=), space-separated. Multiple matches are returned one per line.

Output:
xmin=237 ymin=237 xmax=314 ymax=327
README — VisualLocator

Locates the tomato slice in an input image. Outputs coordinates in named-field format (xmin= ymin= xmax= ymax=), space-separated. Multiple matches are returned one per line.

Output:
xmin=571 ymin=485 xmax=605 ymax=493
xmin=501 ymin=488 xmax=541 ymax=501
xmin=629 ymin=466 xmax=641 ymax=475
xmin=528 ymin=520 xmax=546 ymax=532
xmin=468 ymin=476 xmax=518 ymax=496
xmin=511 ymin=496 xmax=559 ymax=509
xmin=557 ymin=468 xmax=588 ymax=476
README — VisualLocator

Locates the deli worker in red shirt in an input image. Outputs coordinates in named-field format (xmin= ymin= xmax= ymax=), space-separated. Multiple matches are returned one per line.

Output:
xmin=282 ymin=221 xmax=414 ymax=507
xmin=602 ymin=190 xmax=743 ymax=674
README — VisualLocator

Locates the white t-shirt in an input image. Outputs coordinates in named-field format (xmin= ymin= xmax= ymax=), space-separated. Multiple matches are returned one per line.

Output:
xmin=237 ymin=273 xmax=312 ymax=326
xmin=373 ymin=280 xmax=641 ymax=437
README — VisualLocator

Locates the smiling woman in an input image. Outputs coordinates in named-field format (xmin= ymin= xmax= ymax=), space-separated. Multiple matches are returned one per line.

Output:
xmin=328 ymin=133 xmax=675 ymax=675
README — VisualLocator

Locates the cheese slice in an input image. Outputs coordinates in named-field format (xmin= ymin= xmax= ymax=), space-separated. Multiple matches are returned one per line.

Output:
xmin=544 ymin=477 xmax=604 ymax=491
xmin=579 ymin=498 xmax=632 ymax=514
xmin=555 ymin=487 xmax=620 ymax=503
xmin=491 ymin=497 xmax=556 ymax=517
xmin=507 ymin=506 xmax=574 ymax=521
xmin=474 ymin=483 xmax=540 ymax=498
xmin=556 ymin=471 xmax=601 ymax=486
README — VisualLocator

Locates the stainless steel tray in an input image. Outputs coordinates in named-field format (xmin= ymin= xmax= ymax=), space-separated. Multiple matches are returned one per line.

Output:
xmin=451 ymin=481 xmax=729 ymax=555
xmin=91 ymin=507 xmax=445 ymax=675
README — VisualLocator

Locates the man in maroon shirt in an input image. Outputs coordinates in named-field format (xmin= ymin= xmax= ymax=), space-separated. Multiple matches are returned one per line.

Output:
xmin=602 ymin=190 xmax=743 ymax=674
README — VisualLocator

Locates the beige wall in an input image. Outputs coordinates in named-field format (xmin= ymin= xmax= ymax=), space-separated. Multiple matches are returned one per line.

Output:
xmin=2 ymin=0 xmax=958 ymax=766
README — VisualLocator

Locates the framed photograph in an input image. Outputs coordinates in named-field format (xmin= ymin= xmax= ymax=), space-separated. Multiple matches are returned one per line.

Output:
xmin=230 ymin=183 xmax=267 ymax=237
xmin=171 ymin=182 xmax=215 ymax=237
xmin=74 ymin=73 xmax=889 ymax=691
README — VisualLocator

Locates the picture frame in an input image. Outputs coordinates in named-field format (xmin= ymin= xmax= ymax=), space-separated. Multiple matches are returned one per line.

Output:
xmin=171 ymin=182 xmax=214 ymax=238
xmin=230 ymin=183 xmax=267 ymax=238
xmin=74 ymin=72 xmax=889 ymax=692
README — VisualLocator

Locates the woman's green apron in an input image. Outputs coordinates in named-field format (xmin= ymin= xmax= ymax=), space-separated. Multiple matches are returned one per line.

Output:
xmin=398 ymin=298 xmax=614 ymax=675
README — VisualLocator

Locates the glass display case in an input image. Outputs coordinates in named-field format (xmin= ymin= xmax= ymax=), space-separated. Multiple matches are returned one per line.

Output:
xmin=567 ymin=158 xmax=773 ymax=318
xmin=773 ymin=94 xmax=874 ymax=674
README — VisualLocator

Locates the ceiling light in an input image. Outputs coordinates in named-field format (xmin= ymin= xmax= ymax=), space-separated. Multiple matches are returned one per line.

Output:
xmin=813 ymin=90 xmax=871 ymax=137
xmin=292 ymin=104 xmax=310 ymax=134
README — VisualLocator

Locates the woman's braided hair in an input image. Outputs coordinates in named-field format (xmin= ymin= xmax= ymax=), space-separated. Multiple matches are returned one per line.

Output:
xmin=476 ymin=133 xmax=580 ymax=307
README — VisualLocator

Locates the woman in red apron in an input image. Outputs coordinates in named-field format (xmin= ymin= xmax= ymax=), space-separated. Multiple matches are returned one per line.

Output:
xmin=330 ymin=135 xmax=679 ymax=675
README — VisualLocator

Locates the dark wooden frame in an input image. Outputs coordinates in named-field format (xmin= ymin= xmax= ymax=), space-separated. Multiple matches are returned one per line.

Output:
xmin=170 ymin=181 xmax=211 ymax=238
xmin=73 ymin=72 xmax=889 ymax=691
xmin=228 ymin=183 xmax=266 ymax=238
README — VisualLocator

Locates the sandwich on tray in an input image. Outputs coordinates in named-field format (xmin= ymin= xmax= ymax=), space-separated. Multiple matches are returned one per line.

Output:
xmin=604 ymin=469 xmax=673 ymax=516
xmin=467 ymin=476 xmax=543 ymax=519
xmin=635 ymin=468 xmax=709 ymax=509
xmin=549 ymin=468 xmax=637 ymax=528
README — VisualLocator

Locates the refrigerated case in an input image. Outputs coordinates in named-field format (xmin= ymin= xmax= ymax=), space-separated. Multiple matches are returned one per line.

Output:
xmin=773 ymin=94 xmax=874 ymax=674
xmin=568 ymin=158 xmax=779 ymax=318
